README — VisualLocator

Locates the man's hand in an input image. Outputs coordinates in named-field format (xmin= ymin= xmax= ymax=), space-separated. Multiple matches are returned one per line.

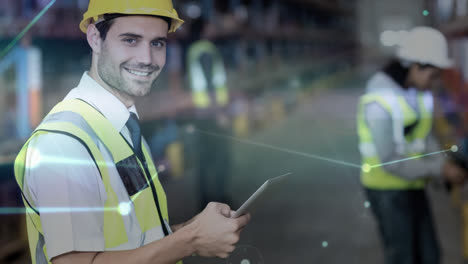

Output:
xmin=186 ymin=202 xmax=251 ymax=259
xmin=443 ymin=160 xmax=467 ymax=184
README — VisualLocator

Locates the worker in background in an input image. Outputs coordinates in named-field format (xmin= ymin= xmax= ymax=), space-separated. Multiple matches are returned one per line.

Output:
xmin=186 ymin=17 xmax=232 ymax=210
xmin=14 ymin=0 xmax=250 ymax=263
xmin=357 ymin=26 xmax=467 ymax=264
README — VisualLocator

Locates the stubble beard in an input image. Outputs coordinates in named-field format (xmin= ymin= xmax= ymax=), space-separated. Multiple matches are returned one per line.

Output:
xmin=97 ymin=48 xmax=160 ymax=99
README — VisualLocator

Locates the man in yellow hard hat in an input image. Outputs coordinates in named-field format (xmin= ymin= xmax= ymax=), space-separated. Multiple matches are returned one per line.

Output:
xmin=14 ymin=1 xmax=250 ymax=263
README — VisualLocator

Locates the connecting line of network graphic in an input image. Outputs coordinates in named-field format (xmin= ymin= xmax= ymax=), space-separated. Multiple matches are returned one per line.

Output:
xmin=361 ymin=146 xmax=457 ymax=173
xmin=193 ymin=127 xmax=457 ymax=174
xmin=193 ymin=127 xmax=362 ymax=169
xmin=0 ymin=0 xmax=56 ymax=59
xmin=0 ymin=127 xmax=457 ymax=216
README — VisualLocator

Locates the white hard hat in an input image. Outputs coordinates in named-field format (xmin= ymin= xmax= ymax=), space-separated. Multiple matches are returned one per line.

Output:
xmin=396 ymin=26 xmax=453 ymax=69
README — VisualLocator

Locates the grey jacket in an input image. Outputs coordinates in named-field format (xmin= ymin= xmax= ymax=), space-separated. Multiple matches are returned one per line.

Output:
xmin=363 ymin=72 xmax=444 ymax=180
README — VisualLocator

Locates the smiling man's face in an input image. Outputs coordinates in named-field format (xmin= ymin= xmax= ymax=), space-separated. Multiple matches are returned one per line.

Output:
xmin=96 ymin=15 xmax=168 ymax=99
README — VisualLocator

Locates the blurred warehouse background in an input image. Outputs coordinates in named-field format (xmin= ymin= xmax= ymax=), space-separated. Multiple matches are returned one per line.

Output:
xmin=3 ymin=0 xmax=468 ymax=263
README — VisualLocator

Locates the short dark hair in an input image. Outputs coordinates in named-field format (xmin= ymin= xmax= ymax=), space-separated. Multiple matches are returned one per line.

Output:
xmin=95 ymin=13 xmax=172 ymax=40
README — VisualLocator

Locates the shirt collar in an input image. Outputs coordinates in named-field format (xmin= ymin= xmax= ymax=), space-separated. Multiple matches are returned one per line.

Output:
xmin=367 ymin=72 xmax=408 ymax=96
xmin=66 ymin=72 xmax=139 ymax=132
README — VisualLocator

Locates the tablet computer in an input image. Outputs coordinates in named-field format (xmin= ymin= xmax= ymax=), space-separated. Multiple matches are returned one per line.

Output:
xmin=231 ymin=172 xmax=292 ymax=218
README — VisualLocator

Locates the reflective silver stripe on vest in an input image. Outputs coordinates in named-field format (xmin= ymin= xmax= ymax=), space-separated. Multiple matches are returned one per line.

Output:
xmin=190 ymin=62 xmax=207 ymax=92
xmin=41 ymin=111 xmax=102 ymax=150
xmin=383 ymin=92 xmax=406 ymax=155
xmin=359 ymin=142 xmax=377 ymax=158
xmin=35 ymin=233 xmax=48 ymax=264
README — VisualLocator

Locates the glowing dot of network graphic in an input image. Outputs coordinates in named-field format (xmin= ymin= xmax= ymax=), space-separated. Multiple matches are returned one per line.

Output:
xmin=118 ymin=202 xmax=132 ymax=216
xmin=361 ymin=163 xmax=371 ymax=173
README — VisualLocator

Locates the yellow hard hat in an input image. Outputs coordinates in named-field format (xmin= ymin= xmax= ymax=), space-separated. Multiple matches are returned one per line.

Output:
xmin=80 ymin=0 xmax=184 ymax=34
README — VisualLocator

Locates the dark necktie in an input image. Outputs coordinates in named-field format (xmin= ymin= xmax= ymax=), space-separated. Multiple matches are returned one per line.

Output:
xmin=125 ymin=113 xmax=169 ymax=236
xmin=126 ymin=112 xmax=144 ymax=161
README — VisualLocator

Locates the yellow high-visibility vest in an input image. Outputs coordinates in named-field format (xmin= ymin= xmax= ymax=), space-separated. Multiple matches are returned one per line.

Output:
xmin=14 ymin=99 xmax=180 ymax=263
xmin=357 ymin=92 xmax=433 ymax=189
xmin=187 ymin=40 xmax=228 ymax=108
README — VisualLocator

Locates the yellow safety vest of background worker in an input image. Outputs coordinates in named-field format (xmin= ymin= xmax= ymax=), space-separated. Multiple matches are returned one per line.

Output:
xmin=358 ymin=88 xmax=433 ymax=189
xmin=187 ymin=39 xmax=228 ymax=109
xmin=185 ymin=17 xmax=233 ymax=210
xmin=357 ymin=27 xmax=467 ymax=264
xmin=357 ymin=27 xmax=457 ymax=189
